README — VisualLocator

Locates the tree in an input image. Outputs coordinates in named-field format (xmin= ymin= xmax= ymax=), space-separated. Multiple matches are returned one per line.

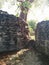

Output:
xmin=17 ymin=0 xmax=34 ymax=22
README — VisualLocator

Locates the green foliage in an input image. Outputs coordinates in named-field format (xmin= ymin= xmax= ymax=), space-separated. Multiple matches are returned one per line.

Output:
xmin=29 ymin=26 xmax=33 ymax=35
xmin=28 ymin=20 xmax=36 ymax=31
xmin=16 ymin=13 xmax=19 ymax=17
xmin=22 ymin=1 xmax=32 ymax=8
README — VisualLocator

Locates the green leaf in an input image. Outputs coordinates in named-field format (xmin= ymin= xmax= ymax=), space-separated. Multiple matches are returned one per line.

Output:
xmin=22 ymin=1 xmax=31 ymax=8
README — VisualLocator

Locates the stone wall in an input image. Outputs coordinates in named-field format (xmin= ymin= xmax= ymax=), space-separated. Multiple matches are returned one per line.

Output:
xmin=35 ymin=20 xmax=49 ymax=55
xmin=0 ymin=10 xmax=29 ymax=52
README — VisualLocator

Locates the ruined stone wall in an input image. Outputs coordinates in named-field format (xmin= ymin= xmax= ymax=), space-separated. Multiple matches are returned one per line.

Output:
xmin=35 ymin=21 xmax=49 ymax=55
xmin=0 ymin=10 xmax=29 ymax=52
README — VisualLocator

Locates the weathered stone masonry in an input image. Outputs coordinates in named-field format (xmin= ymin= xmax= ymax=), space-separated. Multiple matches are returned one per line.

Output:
xmin=35 ymin=20 xmax=49 ymax=55
xmin=0 ymin=10 xmax=29 ymax=52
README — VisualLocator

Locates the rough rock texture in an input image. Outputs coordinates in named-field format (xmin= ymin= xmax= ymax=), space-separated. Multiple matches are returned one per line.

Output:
xmin=0 ymin=10 xmax=29 ymax=52
xmin=35 ymin=20 xmax=49 ymax=55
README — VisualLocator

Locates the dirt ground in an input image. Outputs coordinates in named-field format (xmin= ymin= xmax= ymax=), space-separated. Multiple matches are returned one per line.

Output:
xmin=0 ymin=48 xmax=49 ymax=65
xmin=0 ymin=48 xmax=42 ymax=65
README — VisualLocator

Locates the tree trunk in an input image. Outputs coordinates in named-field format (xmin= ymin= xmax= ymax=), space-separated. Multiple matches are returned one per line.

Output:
xmin=20 ymin=4 xmax=29 ymax=22
xmin=19 ymin=0 xmax=34 ymax=22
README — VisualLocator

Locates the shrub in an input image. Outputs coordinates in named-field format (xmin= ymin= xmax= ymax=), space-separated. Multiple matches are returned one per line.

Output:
xmin=28 ymin=20 xmax=36 ymax=31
